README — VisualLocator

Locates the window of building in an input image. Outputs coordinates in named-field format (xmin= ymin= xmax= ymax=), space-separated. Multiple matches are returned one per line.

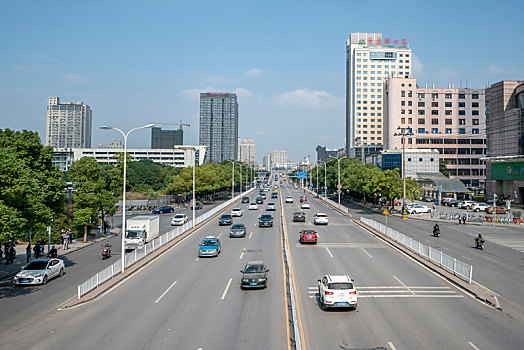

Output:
xmin=458 ymin=128 xmax=466 ymax=134
xmin=418 ymin=92 xmax=425 ymax=98
xmin=472 ymin=128 xmax=480 ymax=134
xmin=408 ymin=91 xmax=413 ymax=97
xmin=432 ymin=93 xmax=439 ymax=99
xmin=458 ymin=102 xmax=465 ymax=108
xmin=431 ymin=138 xmax=443 ymax=144
xmin=444 ymin=148 xmax=456 ymax=154
xmin=472 ymin=93 xmax=479 ymax=99
xmin=408 ymin=109 xmax=413 ymax=114
xmin=472 ymin=110 xmax=479 ymax=115
xmin=472 ymin=119 xmax=479 ymax=125
xmin=444 ymin=139 xmax=457 ymax=144
xmin=401 ymin=91 xmax=406 ymax=97
xmin=431 ymin=128 xmax=439 ymax=134
xmin=445 ymin=128 xmax=452 ymax=134
xmin=445 ymin=102 xmax=452 ymax=108
xmin=459 ymin=110 xmax=466 ymax=115
xmin=401 ymin=109 xmax=405 ymax=114
xmin=458 ymin=139 xmax=470 ymax=144
xmin=431 ymin=118 xmax=439 ymax=125
xmin=459 ymin=119 xmax=466 ymax=125
xmin=408 ymin=118 xmax=413 ymax=124
xmin=418 ymin=101 xmax=425 ymax=107
xmin=401 ymin=118 xmax=406 ymax=124
xmin=432 ymin=102 xmax=438 ymax=107
xmin=418 ymin=118 xmax=425 ymax=124
xmin=459 ymin=93 xmax=465 ymax=99
xmin=472 ymin=102 xmax=479 ymax=108
xmin=444 ymin=110 xmax=452 ymax=115
xmin=401 ymin=101 xmax=406 ymax=106
xmin=431 ymin=110 xmax=438 ymax=115
xmin=418 ymin=110 xmax=425 ymax=115
xmin=408 ymin=101 xmax=412 ymax=106
xmin=445 ymin=93 xmax=452 ymax=99
xmin=416 ymin=138 xmax=430 ymax=144
xmin=418 ymin=128 xmax=426 ymax=133
xmin=458 ymin=148 xmax=470 ymax=154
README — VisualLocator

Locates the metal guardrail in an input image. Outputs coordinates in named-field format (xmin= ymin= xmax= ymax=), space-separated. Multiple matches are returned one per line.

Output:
xmin=78 ymin=188 xmax=256 ymax=299
xmin=360 ymin=217 xmax=473 ymax=283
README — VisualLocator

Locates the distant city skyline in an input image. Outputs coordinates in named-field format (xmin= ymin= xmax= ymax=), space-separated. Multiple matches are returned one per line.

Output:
xmin=1 ymin=1 xmax=523 ymax=162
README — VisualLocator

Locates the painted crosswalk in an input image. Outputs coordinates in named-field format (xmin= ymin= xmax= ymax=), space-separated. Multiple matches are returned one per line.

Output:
xmin=295 ymin=242 xmax=384 ymax=249
xmin=306 ymin=285 xmax=462 ymax=299
xmin=484 ymin=235 xmax=524 ymax=253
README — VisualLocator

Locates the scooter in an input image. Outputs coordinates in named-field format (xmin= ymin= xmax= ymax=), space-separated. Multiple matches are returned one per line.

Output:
xmin=475 ymin=239 xmax=485 ymax=250
xmin=102 ymin=245 xmax=112 ymax=259
xmin=432 ymin=229 xmax=440 ymax=237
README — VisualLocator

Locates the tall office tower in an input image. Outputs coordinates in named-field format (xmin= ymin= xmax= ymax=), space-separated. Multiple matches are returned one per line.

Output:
xmin=263 ymin=153 xmax=271 ymax=171
xmin=46 ymin=96 xmax=92 ymax=148
xmin=239 ymin=138 xmax=256 ymax=164
xmin=270 ymin=150 xmax=287 ymax=169
xmin=151 ymin=127 xmax=183 ymax=148
xmin=346 ymin=32 xmax=412 ymax=155
xmin=199 ymin=92 xmax=239 ymax=163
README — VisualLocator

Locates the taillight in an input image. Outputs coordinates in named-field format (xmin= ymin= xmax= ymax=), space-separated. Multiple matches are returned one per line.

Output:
xmin=325 ymin=291 xmax=334 ymax=295
xmin=349 ymin=291 xmax=357 ymax=295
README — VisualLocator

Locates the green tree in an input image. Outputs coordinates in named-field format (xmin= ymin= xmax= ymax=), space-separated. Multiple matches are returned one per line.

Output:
xmin=439 ymin=159 xmax=449 ymax=178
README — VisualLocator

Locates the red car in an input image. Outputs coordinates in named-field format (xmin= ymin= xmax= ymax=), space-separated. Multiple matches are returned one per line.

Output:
xmin=386 ymin=200 xmax=401 ymax=206
xmin=300 ymin=196 xmax=307 ymax=203
xmin=300 ymin=230 xmax=317 ymax=244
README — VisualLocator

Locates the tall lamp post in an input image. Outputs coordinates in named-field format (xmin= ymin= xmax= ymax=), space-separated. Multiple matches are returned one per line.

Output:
xmin=178 ymin=146 xmax=203 ymax=228
xmin=225 ymin=160 xmax=237 ymax=199
xmin=336 ymin=156 xmax=347 ymax=208
xmin=101 ymin=123 xmax=155 ymax=274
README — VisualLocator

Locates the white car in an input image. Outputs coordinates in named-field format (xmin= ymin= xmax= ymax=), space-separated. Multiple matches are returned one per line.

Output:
xmin=314 ymin=213 xmax=328 ymax=225
xmin=301 ymin=202 xmax=311 ymax=209
xmin=472 ymin=202 xmax=488 ymax=212
xmin=407 ymin=205 xmax=431 ymax=214
xmin=249 ymin=203 xmax=258 ymax=210
xmin=286 ymin=196 xmax=294 ymax=203
xmin=317 ymin=275 xmax=357 ymax=310
xmin=13 ymin=258 xmax=65 ymax=285
xmin=459 ymin=200 xmax=476 ymax=210
xmin=231 ymin=208 xmax=243 ymax=217
xmin=171 ymin=214 xmax=188 ymax=226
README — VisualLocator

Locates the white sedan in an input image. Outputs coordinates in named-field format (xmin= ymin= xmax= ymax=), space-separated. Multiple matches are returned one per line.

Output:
xmin=231 ymin=208 xmax=243 ymax=217
xmin=13 ymin=258 xmax=65 ymax=285
xmin=407 ymin=205 xmax=432 ymax=214
xmin=171 ymin=214 xmax=188 ymax=226
xmin=248 ymin=203 xmax=258 ymax=210
xmin=286 ymin=196 xmax=294 ymax=203
xmin=314 ymin=213 xmax=329 ymax=225
xmin=301 ymin=202 xmax=311 ymax=209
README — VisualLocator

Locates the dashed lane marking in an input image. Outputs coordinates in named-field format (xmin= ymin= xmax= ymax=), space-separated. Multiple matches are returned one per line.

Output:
xmin=221 ymin=278 xmax=233 ymax=300
xmin=325 ymin=247 xmax=333 ymax=258
xmin=468 ymin=342 xmax=480 ymax=350
xmin=154 ymin=280 xmax=178 ymax=304
xmin=361 ymin=247 xmax=373 ymax=258
xmin=249 ymin=232 xmax=253 ymax=239
xmin=195 ymin=257 xmax=199 ymax=261
xmin=388 ymin=342 xmax=397 ymax=350
xmin=306 ymin=285 xmax=462 ymax=299
xmin=295 ymin=242 xmax=384 ymax=249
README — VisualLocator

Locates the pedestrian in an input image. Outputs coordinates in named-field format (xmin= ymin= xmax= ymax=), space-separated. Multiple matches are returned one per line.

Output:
xmin=62 ymin=230 xmax=68 ymax=250
xmin=432 ymin=203 xmax=436 ymax=211
xmin=33 ymin=242 xmax=41 ymax=258
xmin=6 ymin=245 xmax=14 ymax=264
xmin=462 ymin=214 xmax=467 ymax=225
xmin=39 ymin=238 xmax=45 ymax=256
xmin=48 ymin=245 xmax=58 ymax=258
xmin=458 ymin=216 xmax=462 ymax=225
xmin=67 ymin=228 xmax=73 ymax=246
xmin=26 ymin=244 xmax=32 ymax=263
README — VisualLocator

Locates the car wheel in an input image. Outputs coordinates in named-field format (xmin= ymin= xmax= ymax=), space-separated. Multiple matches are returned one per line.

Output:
xmin=321 ymin=296 xmax=327 ymax=311
xmin=59 ymin=268 xmax=65 ymax=277
xmin=42 ymin=276 xmax=48 ymax=285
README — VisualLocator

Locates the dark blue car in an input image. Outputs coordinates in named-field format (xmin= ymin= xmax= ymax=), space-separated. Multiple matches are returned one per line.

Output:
xmin=152 ymin=206 xmax=174 ymax=214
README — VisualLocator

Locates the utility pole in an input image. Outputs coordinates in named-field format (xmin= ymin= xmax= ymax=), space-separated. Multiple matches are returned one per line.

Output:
xmin=394 ymin=127 xmax=413 ymax=219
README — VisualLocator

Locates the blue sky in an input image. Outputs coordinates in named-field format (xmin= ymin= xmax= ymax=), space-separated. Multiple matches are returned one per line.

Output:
xmin=1 ymin=0 xmax=523 ymax=162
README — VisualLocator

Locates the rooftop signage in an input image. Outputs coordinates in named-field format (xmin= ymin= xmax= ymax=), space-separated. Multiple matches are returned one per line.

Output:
xmin=357 ymin=37 xmax=409 ymax=49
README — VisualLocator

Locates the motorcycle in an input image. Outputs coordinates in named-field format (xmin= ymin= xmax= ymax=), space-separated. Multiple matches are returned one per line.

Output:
xmin=475 ymin=239 xmax=485 ymax=250
xmin=432 ymin=229 xmax=440 ymax=237
xmin=102 ymin=245 xmax=112 ymax=259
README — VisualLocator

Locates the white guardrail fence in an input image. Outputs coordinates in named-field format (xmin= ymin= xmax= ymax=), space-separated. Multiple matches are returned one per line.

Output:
xmin=360 ymin=217 xmax=473 ymax=283
xmin=78 ymin=188 xmax=256 ymax=299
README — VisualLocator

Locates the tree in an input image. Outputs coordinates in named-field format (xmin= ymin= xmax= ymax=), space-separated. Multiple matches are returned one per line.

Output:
xmin=439 ymin=159 xmax=449 ymax=178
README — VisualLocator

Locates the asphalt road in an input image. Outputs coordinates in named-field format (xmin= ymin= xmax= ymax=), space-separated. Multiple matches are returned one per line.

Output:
xmin=280 ymin=185 xmax=524 ymax=350
xmin=0 ymin=188 xmax=288 ymax=350
xmin=0 ymin=194 xmax=233 ymax=341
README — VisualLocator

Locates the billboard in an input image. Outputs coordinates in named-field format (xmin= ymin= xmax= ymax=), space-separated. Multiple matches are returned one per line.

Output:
xmin=297 ymin=172 xmax=307 ymax=179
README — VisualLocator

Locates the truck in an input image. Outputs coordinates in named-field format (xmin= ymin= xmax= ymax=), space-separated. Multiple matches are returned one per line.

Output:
xmin=125 ymin=216 xmax=160 ymax=251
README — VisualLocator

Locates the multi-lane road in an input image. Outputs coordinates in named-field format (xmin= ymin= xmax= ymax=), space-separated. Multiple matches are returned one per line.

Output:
xmin=1 ymin=182 xmax=523 ymax=349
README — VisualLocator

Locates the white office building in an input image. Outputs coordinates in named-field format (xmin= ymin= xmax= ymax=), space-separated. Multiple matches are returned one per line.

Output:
xmin=239 ymin=138 xmax=256 ymax=164
xmin=346 ymin=32 xmax=412 ymax=153
xmin=270 ymin=150 xmax=288 ymax=169
xmin=46 ymin=97 xmax=92 ymax=148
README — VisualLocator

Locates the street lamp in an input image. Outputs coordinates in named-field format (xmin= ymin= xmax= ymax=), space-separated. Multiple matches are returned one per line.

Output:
xmin=178 ymin=146 xmax=203 ymax=228
xmin=336 ymin=156 xmax=347 ymax=208
xmin=100 ymin=123 xmax=155 ymax=274
xmin=224 ymin=160 xmax=237 ymax=199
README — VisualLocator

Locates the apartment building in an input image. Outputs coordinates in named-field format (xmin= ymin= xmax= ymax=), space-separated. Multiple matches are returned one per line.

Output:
xmin=45 ymin=97 xmax=92 ymax=148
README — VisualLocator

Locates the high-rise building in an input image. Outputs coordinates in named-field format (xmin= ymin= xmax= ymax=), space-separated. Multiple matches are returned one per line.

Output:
xmin=151 ymin=127 xmax=183 ymax=149
xmin=199 ymin=92 xmax=239 ymax=163
xmin=263 ymin=153 xmax=271 ymax=171
xmin=46 ymin=97 xmax=92 ymax=148
xmin=346 ymin=32 xmax=412 ymax=155
xmin=316 ymin=145 xmax=344 ymax=162
xmin=239 ymin=138 xmax=256 ymax=164
xmin=270 ymin=150 xmax=287 ymax=169
xmin=383 ymin=77 xmax=486 ymax=187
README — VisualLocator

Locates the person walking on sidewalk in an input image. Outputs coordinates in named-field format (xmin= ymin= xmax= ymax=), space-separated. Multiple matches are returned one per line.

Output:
xmin=26 ymin=244 xmax=32 ymax=263
xmin=67 ymin=228 xmax=73 ymax=246
xmin=62 ymin=230 xmax=69 ymax=250
xmin=33 ymin=242 xmax=41 ymax=259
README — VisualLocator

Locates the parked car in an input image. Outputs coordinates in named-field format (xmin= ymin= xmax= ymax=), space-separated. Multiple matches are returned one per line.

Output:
xmin=317 ymin=274 xmax=357 ymax=310
xmin=386 ymin=200 xmax=401 ymax=206
xmin=266 ymin=202 xmax=276 ymax=211
xmin=486 ymin=206 xmax=509 ymax=214
xmin=231 ymin=208 xmax=243 ymax=217
xmin=447 ymin=199 xmax=462 ymax=207
xmin=286 ymin=196 xmax=294 ymax=203
xmin=191 ymin=202 xmax=203 ymax=210
xmin=13 ymin=258 xmax=65 ymax=285
xmin=242 ymin=197 xmax=250 ymax=203
xmin=299 ymin=230 xmax=317 ymax=244
xmin=198 ymin=236 xmax=221 ymax=257
xmin=472 ymin=202 xmax=489 ymax=212
xmin=218 ymin=214 xmax=232 ymax=226
xmin=248 ymin=203 xmax=258 ymax=210
xmin=420 ymin=195 xmax=433 ymax=202
xmin=230 ymin=224 xmax=246 ymax=238
xmin=152 ymin=205 xmax=174 ymax=214
xmin=240 ymin=260 xmax=269 ymax=289
xmin=171 ymin=214 xmax=188 ymax=226
xmin=407 ymin=205 xmax=431 ymax=214
xmin=314 ymin=213 xmax=328 ymax=225
xmin=441 ymin=198 xmax=453 ymax=206
xmin=458 ymin=200 xmax=476 ymax=210
xmin=258 ymin=214 xmax=273 ymax=227
xmin=293 ymin=211 xmax=306 ymax=222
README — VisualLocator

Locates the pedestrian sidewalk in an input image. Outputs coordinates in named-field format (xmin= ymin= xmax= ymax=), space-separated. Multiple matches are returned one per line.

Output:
xmin=0 ymin=232 xmax=117 ymax=281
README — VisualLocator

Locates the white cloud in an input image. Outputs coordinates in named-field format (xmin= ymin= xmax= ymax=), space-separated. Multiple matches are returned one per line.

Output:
xmin=412 ymin=55 xmax=424 ymax=77
xmin=61 ymin=73 xmax=85 ymax=83
xmin=244 ymin=68 xmax=261 ymax=77
xmin=274 ymin=88 xmax=343 ymax=108
xmin=234 ymin=87 xmax=253 ymax=98
xmin=488 ymin=64 xmax=502 ymax=74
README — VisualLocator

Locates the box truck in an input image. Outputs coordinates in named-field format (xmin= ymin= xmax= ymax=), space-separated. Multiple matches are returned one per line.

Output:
xmin=125 ymin=216 xmax=160 ymax=250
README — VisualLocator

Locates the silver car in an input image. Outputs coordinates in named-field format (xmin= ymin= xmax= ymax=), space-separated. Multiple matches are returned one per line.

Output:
xmin=13 ymin=258 xmax=65 ymax=285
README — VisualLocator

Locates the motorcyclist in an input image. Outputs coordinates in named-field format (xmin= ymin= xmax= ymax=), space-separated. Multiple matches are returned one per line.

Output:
xmin=475 ymin=234 xmax=484 ymax=247
xmin=102 ymin=241 xmax=111 ymax=254
xmin=47 ymin=246 xmax=58 ymax=258
xmin=433 ymin=224 xmax=440 ymax=235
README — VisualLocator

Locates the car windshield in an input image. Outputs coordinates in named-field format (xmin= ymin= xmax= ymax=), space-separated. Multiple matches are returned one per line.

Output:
xmin=302 ymin=230 xmax=316 ymax=235
xmin=328 ymin=282 xmax=353 ymax=290
xmin=260 ymin=215 xmax=272 ymax=220
xmin=245 ymin=264 xmax=264 ymax=273
xmin=294 ymin=212 xmax=304 ymax=215
xmin=201 ymin=240 xmax=217 ymax=246
xmin=316 ymin=214 xmax=327 ymax=218
xmin=250 ymin=203 xmax=257 ymax=205
xmin=268 ymin=203 xmax=275 ymax=206
xmin=221 ymin=215 xmax=231 ymax=219
xmin=23 ymin=261 xmax=48 ymax=270
xmin=232 ymin=224 xmax=245 ymax=229
xmin=174 ymin=214 xmax=185 ymax=219
xmin=126 ymin=230 xmax=143 ymax=239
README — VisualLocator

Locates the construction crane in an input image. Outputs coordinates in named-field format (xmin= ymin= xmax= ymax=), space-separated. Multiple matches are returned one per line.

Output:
xmin=151 ymin=120 xmax=191 ymax=130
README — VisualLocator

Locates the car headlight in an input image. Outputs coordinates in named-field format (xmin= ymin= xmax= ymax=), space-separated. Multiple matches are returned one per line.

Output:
xmin=258 ymin=278 xmax=266 ymax=282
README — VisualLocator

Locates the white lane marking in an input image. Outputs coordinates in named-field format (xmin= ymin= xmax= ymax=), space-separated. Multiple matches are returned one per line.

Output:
xmin=442 ymin=246 xmax=449 ymax=251
xmin=254 ymin=223 xmax=257 ymax=227
xmin=239 ymin=251 xmax=244 ymax=260
xmin=388 ymin=341 xmax=397 ymax=350
xmin=426 ymin=239 xmax=432 ymax=243
xmin=393 ymin=275 xmax=415 ymax=296
xmin=155 ymin=280 xmax=178 ymax=304
xmin=361 ymin=247 xmax=373 ymax=258
xmin=197 ymin=348 xmax=203 ymax=350
xmin=462 ymin=255 xmax=472 ymax=261
xmin=325 ymin=247 xmax=334 ymax=258
xmin=249 ymin=232 xmax=253 ymax=239
xmin=217 ymin=233 xmax=223 ymax=238
xmin=221 ymin=278 xmax=233 ymax=300
xmin=195 ymin=257 xmax=199 ymax=261
xmin=344 ymin=232 xmax=350 ymax=238
xmin=468 ymin=341 xmax=480 ymax=350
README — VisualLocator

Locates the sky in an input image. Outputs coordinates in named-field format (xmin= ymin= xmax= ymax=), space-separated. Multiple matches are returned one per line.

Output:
xmin=1 ymin=0 xmax=523 ymax=162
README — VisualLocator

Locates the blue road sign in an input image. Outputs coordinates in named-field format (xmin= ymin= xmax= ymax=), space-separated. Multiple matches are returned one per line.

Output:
xmin=324 ymin=186 xmax=328 ymax=190
xmin=309 ymin=184 xmax=313 ymax=187
xmin=297 ymin=172 xmax=307 ymax=179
